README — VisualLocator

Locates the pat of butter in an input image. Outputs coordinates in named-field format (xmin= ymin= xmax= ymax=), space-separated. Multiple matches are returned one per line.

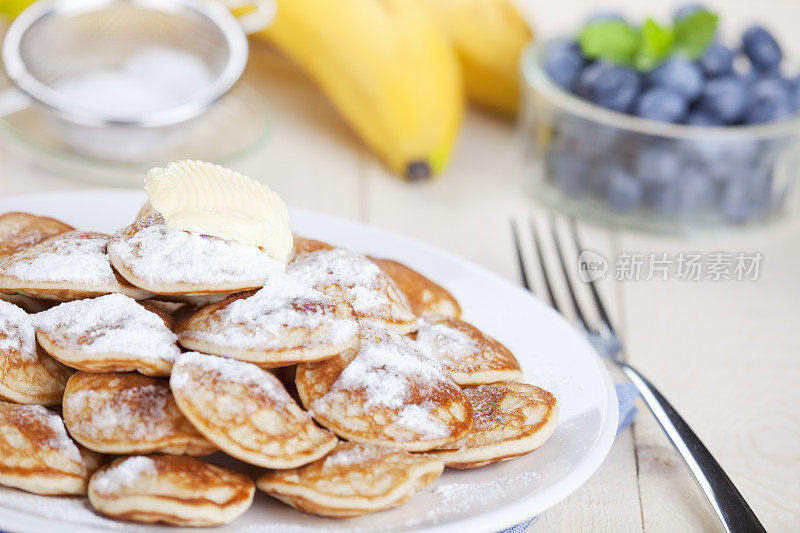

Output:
xmin=144 ymin=160 xmax=293 ymax=261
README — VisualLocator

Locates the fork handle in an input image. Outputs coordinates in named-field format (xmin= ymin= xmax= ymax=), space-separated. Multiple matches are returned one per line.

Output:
xmin=615 ymin=361 xmax=766 ymax=533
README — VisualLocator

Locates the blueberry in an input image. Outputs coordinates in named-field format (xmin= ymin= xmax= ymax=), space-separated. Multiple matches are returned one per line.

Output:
xmin=744 ymin=78 xmax=794 ymax=123
xmin=719 ymin=181 xmax=752 ymax=223
xmin=635 ymin=87 xmax=688 ymax=123
xmin=674 ymin=3 xmax=707 ymax=21
xmin=577 ymin=62 xmax=641 ymax=113
xmin=699 ymin=42 xmax=734 ymax=78
xmin=647 ymin=57 xmax=704 ymax=100
xmin=606 ymin=166 xmax=644 ymax=210
xmin=719 ymin=173 xmax=772 ymax=223
xmin=547 ymin=150 xmax=588 ymax=195
xmin=635 ymin=146 xmax=682 ymax=184
xmin=792 ymin=78 xmax=800 ymax=111
xmin=712 ymin=157 xmax=755 ymax=184
xmin=544 ymin=40 xmax=585 ymax=92
xmin=675 ymin=166 xmax=717 ymax=212
xmin=780 ymin=73 xmax=800 ymax=111
xmin=742 ymin=25 xmax=782 ymax=71
xmin=748 ymin=167 xmax=775 ymax=214
xmin=585 ymin=164 xmax=611 ymax=196
xmin=590 ymin=160 xmax=632 ymax=196
xmin=685 ymin=108 xmax=725 ymax=126
xmin=735 ymin=66 xmax=761 ymax=87
xmin=691 ymin=140 xmax=760 ymax=178
xmin=644 ymin=184 xmax=682 ymax=213
xmin=697 ymin=76 xmax=748 ymax=123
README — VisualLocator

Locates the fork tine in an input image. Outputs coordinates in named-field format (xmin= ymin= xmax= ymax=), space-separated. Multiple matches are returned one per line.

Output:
xmin=510 ymin=218 xmax=532 ymax=292
xmin=568 ymin=218 xmax=617 ymax=337
xmin=529 ymin=218 xmax=558 ymax=310
xmin=549 ymin=214 xmax=588 ymax=332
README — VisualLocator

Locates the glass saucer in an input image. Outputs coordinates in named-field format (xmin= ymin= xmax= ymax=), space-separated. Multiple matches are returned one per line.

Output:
xmin=0 ymin=80 xmax=270 ymax=186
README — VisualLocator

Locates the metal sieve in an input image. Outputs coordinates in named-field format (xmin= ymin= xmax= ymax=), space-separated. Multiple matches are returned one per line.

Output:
xmin=0 ymin=0 xmax=274 ymax=161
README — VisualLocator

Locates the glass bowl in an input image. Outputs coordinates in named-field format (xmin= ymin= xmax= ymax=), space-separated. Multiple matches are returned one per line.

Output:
xmin=520 ymin=41 xmax=800 ymax=234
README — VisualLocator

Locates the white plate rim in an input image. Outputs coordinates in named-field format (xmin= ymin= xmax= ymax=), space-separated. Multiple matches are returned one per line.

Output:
xmin=0 ymin=190 xmax=619 ymax=533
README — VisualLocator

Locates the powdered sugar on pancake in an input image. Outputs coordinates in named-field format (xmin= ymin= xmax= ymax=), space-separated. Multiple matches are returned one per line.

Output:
xmin=34 ymin=294 xmax=179 ymax=362
xmin=288 ymin=249 xmax=390 ymax=316
xmin=0 ymin=231 xmax=116 ymax=285
xmin=91 ymin=456 xmax=156 ymax=494
xmin=312 ymin=326 xmax=451 ymax=438
xmin=171 ymin=352 xmax=286 ymax=405
xmin=322 ymin=443 xmax=382 ymax=468
xmin=188 ymin=273 xmax=358 ymax=350
xmin=64 ymin=385 xmax=170 ymax=441
xmin=416 ymin=317 xmax=474 ymax=362
xmin=0 ymin=300 xmax=36 ymax=361
xmin=396 ymin=405 xmax=449 ymax=437
xmin=109 ymin=215 xmax=284 ymax=285
xmin=414 ymin=316 xmax=522 ymax=382
xmin=5 ymin=404 xmax=82 ymax=462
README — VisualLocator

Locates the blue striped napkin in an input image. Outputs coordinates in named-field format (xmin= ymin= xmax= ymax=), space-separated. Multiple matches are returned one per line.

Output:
xmin=499 ymin=383 xmax=640 ymax=533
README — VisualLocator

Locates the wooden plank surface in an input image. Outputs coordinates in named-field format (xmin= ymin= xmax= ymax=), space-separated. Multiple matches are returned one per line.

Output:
xmin=619 ymin=222 xmax=800 ymax=533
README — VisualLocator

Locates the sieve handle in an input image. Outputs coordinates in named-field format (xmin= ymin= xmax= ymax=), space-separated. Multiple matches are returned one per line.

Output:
xmin=223 ymin=0 xmax=276 ymax=34
xmin=0 ymin=88 xmax=30 ymax=118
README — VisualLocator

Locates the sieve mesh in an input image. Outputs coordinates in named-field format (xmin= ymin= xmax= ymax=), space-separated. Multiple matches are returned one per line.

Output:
xmin=1 ymin=0 xmax=254 ymax=160
xmin=17 ymin=3 xmax=230 ymax=89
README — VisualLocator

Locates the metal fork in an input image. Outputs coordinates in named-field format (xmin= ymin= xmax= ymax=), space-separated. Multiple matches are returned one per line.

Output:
xmin=511 ymin=216 xmax=766 ymax=533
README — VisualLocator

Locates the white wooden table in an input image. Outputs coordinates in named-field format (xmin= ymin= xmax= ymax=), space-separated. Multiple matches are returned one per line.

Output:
xmin=1 ymin=1 xmax=799 ymax=530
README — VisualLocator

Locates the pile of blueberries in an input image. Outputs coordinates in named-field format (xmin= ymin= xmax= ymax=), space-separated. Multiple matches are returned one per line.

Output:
xmin=538 ymin=7 xmax=800 ymax=224
xmin=545 ymin=10 xmax=800 ymax=125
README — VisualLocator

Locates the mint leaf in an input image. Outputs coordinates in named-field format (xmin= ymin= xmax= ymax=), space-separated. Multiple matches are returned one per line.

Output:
xmin=579 ymin=20 xmax=640 ymax=66
xmin=673 ymin=9 xmax=718 ymax=58
xmin=635 ymin=18 xmax=675 ymax=71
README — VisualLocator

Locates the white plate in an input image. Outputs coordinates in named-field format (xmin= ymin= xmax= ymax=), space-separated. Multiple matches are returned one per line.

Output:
xmin=0 ymin=190 xmax=618 ymax=533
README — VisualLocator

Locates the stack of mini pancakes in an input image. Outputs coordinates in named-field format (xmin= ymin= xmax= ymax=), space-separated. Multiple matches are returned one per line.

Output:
xmin=0 ymin=209 xmax=558 ymax=526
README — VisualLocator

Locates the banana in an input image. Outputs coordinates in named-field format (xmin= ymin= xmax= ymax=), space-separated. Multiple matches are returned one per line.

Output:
xmin=0 ymin=0 xmax=34 ymax=18
xmin=256 ymin=0 xmax=463 ymax=180
xmin=423 ymin=0 xmax=533 ymax=116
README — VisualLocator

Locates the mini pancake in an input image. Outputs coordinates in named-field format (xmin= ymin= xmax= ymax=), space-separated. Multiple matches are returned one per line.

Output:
xmin=288 ymin=248 xmax=416 ymax=334
xmin=370 ymin=258 xmax=461 ymax=318
xmin=136 ymin=201 xmax=157 ymax=220
xmin=0 ymin=293 xmax=53 ymax=314
xmin=170 ymin=352 xmax=338 ymax=468
xmin=108 ymin=214 xmax=285 ymax=296
xmin=35 ymin=293 xmax=181 ymax=377
xmin=0 ymin=231 xmax=149 ymax=301
xmin=63 ymin=372 xmax=215 ymax=456
xmin=296 ymin=325 xmax=472 ymax=451
xmin=0 ymin=300 xmax=72 ymax=405
xmin=258 ymin=442 xmax=444 ymax=517
xmin=0 ymin=212 xmax=73 ymax=258
xmin=414 ymin=316 xmax=523 ymax=386
xmin=142 ymin=299 xmax=187 ymax=315
xmin=292 ymin=236 xmax=334 ymax=256
xmin=175 ymin=275 xmax=359 ymax=367
xmin=0 ymin=401 xmax=102 ymax=495
xmin=88 ymin=455 xmax=254 ymax=526
xmin=432 ymin=382 xmax=559 ymax=469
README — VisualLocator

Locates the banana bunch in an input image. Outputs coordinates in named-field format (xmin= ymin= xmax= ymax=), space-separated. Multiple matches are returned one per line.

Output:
xmin=257 ymin=0 xmax=462 ymax=181
xmin=258 ymin=0 xmax=532 ymax=179
xmin=424 ymin=0 xmax=533 ymax=116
